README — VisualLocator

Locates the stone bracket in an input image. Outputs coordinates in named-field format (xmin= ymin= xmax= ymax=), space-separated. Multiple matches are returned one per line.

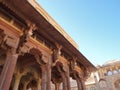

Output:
xmin=52 ymin=43 xmax=62 ymax=62
xmin=17 ymin=23 xmax=37 ymax=54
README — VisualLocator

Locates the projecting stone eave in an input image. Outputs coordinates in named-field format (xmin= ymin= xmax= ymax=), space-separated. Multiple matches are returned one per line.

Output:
xmin=27 ymin=0 xmax=79 ymax=49
xmin=76 ymin=50 xmax=97 ymax=72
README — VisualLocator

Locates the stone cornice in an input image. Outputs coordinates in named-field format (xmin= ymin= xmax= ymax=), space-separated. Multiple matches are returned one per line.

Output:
xmin=27 ymin=0 xmax=79 ymax=49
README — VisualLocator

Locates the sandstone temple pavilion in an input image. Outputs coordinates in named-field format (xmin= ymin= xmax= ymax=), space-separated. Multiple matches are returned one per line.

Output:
xmin=0 ymin=0 xmax=96 ymax=90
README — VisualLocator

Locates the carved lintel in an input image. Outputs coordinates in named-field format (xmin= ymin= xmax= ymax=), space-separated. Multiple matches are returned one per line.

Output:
xmin=53 ymin=43 xmax=62 ymax=62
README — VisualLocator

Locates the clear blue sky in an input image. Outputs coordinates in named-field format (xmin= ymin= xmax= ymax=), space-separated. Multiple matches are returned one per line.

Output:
xmin=37 ymin=0 xmax=120 ymax=66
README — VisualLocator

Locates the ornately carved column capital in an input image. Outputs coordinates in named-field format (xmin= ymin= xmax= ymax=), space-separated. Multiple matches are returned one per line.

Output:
xmin=17 ymin=23 xmax=37 ymax=54
xmin=0 ymin=30 xmax=19 ymax=57
xmin=29 ymin=48 xmax=48 ymax=66
xmin=0 ymin=29 xmax=19 ymax=51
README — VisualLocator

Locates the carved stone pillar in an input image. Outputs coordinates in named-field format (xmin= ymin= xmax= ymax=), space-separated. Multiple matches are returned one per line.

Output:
xmin=0 ymin=23 xmax=36 ymax=90
xmin=0 ymin=48 xmax=18 ymax=90
xmin=46 ymin=65 xmax=51 ymax=90
xmin=0 ymin=30 xmax=19 ymax=90
xmin=75 ymin=76 xmax=86 ymax=90
xmin=30 ymin=48 xmax=51 ymax=90
xmin=41 ymin=66 xmax=47 ymax=90
xmin=41 ymin=64 xmax=51 ymax=90
xmin=70 ymin=57 xmax=86 ymax=90
xmin=57 ymin=64 xmax=71 ymax=90
xmin=65 ymin=67 xmax=71 ymax=90
xmin=73 ymin=72 xmax=83 ymax=90
xmin=61 ymin=72 xmax=67 ymax=90
xmin=76 ymin=79 xmax=82 ymax=90
xmin=81 ymin=79 xmax=86 ymax=90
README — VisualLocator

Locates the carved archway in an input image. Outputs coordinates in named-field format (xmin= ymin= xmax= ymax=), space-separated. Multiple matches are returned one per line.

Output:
xmin=11 ymin=48 xmax=42 ymax=90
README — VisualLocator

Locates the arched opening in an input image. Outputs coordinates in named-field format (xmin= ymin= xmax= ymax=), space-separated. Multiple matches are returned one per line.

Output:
xmin=113 ymin=69 xmax=118 ymax=75
xmin=19 ymin=72 xmax=33 ymax=90
xmin=107 ymin=70 xmax=112 ymax=76
xmin=99 ymin=79 xmax=107 ymax=90
xmin=10 ymin=48 xmax=42 ymax=90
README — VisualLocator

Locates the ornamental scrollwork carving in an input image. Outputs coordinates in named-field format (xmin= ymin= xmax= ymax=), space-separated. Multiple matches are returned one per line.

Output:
xmin=37 ymin=54 xmax=48 ymax=65
xmin=29 ymin=48 xmax=48 ymax=65
xmin=73 ymin=70 xmax=83 ymax=80
xmin=52 ymin=43 xmax=62 ymax=62
xmin=0 ymin=29 xmax=19 ymax=50
xmin=17 ymin=24 xmax=37 ymax=54
xmin=70 ymin=57 xmax=77 ymax=71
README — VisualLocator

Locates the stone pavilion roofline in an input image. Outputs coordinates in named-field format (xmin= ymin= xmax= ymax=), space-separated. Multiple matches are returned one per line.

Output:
xmin=28 ymin=0 xmax=79 ymax=49
xmin=1 ymin=0 xmax=96 ymax=72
